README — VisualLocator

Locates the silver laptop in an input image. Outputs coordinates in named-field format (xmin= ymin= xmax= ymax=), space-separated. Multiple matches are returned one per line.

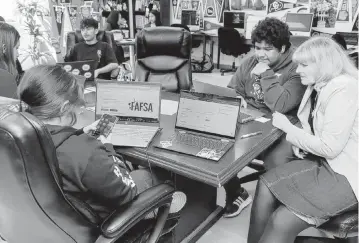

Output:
xmin=95 ymin=81 xmax=162 ymax=147
xmin=286 ymin=13 xmax=314 ymax=37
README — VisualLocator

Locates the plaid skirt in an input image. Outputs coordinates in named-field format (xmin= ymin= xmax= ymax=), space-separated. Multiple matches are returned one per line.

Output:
xmin=261 ymin=157 xmax=358 ymax=226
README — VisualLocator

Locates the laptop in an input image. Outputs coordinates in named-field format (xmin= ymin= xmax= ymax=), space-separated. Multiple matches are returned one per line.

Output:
xmin=193 ymin=80 xmax=266 ymax=122
xmin=286 ymin=13 xmax=314 ymax=37
xmin=57 ymin=60 xmax=97 ymax=81
xmin=95 ymin=81 xmax=162 ymax=147
xmin=154 ymin=91 xmax=241 ymax=161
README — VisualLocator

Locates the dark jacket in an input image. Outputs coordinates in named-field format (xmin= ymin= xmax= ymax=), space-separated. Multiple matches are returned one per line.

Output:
xmin=227 ymin=47 xmax=306 ymax=114
xmin=47 ymin=125 xmax=137 ymax=219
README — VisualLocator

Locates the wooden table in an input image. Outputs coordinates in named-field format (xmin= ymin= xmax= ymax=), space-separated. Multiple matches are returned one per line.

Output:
xmin=78 ymin=89 xmax=295 ymax=242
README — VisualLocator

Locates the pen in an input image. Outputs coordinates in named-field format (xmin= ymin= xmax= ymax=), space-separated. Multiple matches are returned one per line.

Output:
xmin=241 ymin=116 xmax=255 ymax=124
xmin=240 ymin=131 xmax=263 ymax=139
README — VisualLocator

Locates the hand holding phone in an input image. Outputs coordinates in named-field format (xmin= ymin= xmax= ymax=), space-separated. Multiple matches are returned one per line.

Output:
xmin=93 ymin=114 xmax=118 ymax=138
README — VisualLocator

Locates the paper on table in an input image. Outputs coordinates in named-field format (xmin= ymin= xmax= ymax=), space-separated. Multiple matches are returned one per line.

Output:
xmin=255 ymin=117 xmax=271 ymax=123
xmin=161 ymin=100 xmax=178 ymax=116
xmin=241 ymin=107 xmax=265 ymax=118
xmin=84 ymin=87 xmax=96 ymax=94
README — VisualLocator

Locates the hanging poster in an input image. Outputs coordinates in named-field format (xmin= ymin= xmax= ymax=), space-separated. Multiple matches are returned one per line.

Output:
xmin=204 ymin=0 xmax=217 ymax=17
xmin=173 ymin=0 xmax=178 ymax=18
xmin=310 ymin=0 xmax=339 ymax=28
xmin=353 ymin=10 xmax=358 ymax=30
xmin=80 ymin=6 xmax=93 ymax=19
xmin=54 ymin=6 xmax=65 ymax=36
xmin=68 ymin=6 xmax=78 ymax=30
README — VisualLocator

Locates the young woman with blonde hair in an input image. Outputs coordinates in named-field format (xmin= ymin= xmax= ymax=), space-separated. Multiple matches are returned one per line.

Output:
xmin=247 ymin=36 xmax=358 ymax=243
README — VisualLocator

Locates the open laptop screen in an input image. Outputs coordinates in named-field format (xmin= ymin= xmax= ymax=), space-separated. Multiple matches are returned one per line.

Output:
xmin=286 ymin=13 xmax=313 ymax=32
xmin=95 ymin=81 xmax=161 ymax=123
xmin=175 ymin=91 xmax=240 ymax=138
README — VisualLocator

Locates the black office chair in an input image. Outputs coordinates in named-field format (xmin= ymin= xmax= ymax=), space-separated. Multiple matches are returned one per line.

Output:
xmin=0 ymin=110 xmax=176 ymax=243
xmin=135 ymin=27 xmax=192 ymax=92
xmin=218 ymin=27 xmax=251 ymax=76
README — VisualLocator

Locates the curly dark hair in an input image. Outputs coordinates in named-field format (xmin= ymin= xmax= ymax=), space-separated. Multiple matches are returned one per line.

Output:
xmin=251 ymin=17 xmax=291 ymax=51
xmin=80 ymin=18 xmax=99 ymax=30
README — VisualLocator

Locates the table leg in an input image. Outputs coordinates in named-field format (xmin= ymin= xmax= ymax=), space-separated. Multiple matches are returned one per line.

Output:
xmin=210 ymin=40 xmax=214 ymax=60
xmin=202 ymin=35 xmax=206 ymax=61
xmin=217 ymin=45 xmax=220 ymax=69
xmin=129 ymin=45 xmax=136 ymax=81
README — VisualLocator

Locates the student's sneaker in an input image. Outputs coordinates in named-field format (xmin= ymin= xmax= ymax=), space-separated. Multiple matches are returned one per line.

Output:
xmin=223 ymin=187 xmax=252 ymax=218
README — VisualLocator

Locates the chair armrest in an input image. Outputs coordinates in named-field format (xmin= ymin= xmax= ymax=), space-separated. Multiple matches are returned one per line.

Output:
xmin=100 ymin=183 xmax=174 ymax=239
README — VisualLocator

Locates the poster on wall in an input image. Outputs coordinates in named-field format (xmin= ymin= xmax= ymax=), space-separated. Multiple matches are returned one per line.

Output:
xmin=204 ymin=0 xmax=217 ymax=17
xmin=173 ymin=0 xmax=178 ymax=18
xmin=353 ymin=10 xmax=358 ymax=30
xmin=218 ymin=0 xmax=229 ymax=22
xmin=335 ymin=0 xmax=353 ymax=31
xmin=54 ymin=6 xmax=65 ymax=36
xmin=266 ymin=0 xmax=309 ymax=21
xmin=230 ymin=0 xmax=266 ymax=11
xmin=80 ymin=6 xmax=93 ymax=19
xmin=67 ymin=6 xmax=78 ymax=30
xmin=175 ymin=0 xmax=204 ymax=20
xmin=310 ymin=0 xmax=339 ymax=29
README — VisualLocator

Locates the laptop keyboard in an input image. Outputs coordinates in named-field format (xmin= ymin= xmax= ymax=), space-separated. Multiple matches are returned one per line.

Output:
xmin=173 ymin=131 xmax=229 ymax=151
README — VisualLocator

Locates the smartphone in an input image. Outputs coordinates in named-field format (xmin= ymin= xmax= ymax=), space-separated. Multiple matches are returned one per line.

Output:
xmin=93 ymin=114 xmax=118 ymax=137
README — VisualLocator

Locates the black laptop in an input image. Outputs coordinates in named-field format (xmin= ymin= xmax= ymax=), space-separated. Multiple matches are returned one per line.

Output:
xmin=57 ymin=60 xmax=97 ymax=81
xmin=154 ymin=91 xmax=241 ymax=161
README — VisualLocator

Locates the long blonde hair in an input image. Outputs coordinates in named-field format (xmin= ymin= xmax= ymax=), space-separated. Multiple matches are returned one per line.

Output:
xmin=293 ymin=36 xmax=357 ymax=90
xmin=0 ymin=22 xmax=20 ymax=76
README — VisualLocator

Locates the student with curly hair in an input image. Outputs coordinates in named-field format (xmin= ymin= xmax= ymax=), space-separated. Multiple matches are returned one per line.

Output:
xmin=224 ymin=17 xmax=306 ymax=218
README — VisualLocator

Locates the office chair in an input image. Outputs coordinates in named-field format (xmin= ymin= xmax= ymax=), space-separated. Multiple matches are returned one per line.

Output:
xmin=66 ymin=30 xmax=125 ymax=64
xmin=135 ymin=27 xmax=192 ymax=92
xmin=218 ymin=27 xmax=251 ymax=76
xmin=170 ymin=24 xmax=202 ymax=49
xmin=0 ymin=110 xmax=176 ymax=243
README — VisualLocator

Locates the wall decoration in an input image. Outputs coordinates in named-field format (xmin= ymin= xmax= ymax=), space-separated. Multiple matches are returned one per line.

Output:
xmin=230 ymin=0 xmax=266 ymax=11
xmin=204 ymin=0 xmax=217 ymax=17
xmin=173 ymin=0 xmax=178 ymax=18
xmin=80 ymin=6 xmax=92 ymax=19
xmin=68 ymin=6 xmax=78 ymax=30
xmin=353 ymin=10 xmax=358 ymax=30
xmin=310 ymin=0 xmax=339 ymax=28
xmin=54 ymin=5 xmax=65 ymax=36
